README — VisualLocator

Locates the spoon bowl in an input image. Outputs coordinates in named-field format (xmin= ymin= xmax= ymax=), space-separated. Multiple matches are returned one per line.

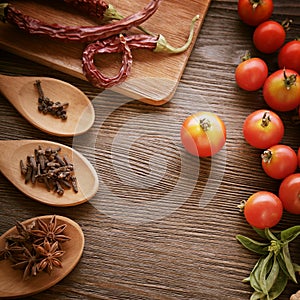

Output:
xmin=0 ymin=74 xmax=95 ymax=136
xmin=0 ymin=140 xmax=99 ymax=206
xmin=0 ymin=215 xmax=84 ymax=298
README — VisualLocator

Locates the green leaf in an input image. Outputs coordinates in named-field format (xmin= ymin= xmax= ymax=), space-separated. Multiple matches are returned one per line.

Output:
xmin=280 ymin=225 xmax=300 ymax=243
xmin=265 ymin=228 xmax=279 ymax=242
xmin=281 ymin=244 xmax=297 ymax=283
xmin=277 ymin=253 xmax=293 ymax=280
xmin=250 ymin=257 xmax=265 ymax=293
xmin=236 ymin=234 xmax=269 ymax=255
xmin=267 ymin=268 xmax=288 ymax=300
xmin=250 ymin=291 xmax=266 ymax=300
xmin=293 ymin=263 xmax=300 ymax=273
xmin=259 ymin=252 xmax=274 ymax=295
xmin=265 ymin=256 xmax=280 ymax=294
xmin=242 ymin=276 xmax=250 ymax=283
xmin=253 ymin=227 xmax=269 ymax=239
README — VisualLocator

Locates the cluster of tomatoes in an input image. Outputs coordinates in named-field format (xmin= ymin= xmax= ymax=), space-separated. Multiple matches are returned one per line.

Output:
xmin=236 ymin=0 xmax=300 ymax=229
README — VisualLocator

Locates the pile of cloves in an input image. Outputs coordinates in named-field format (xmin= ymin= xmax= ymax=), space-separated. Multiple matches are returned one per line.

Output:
xmin=20 ymin=145 xmax=78 ymax=195
xmin=34 ymin=80 xmax=69 ymax=120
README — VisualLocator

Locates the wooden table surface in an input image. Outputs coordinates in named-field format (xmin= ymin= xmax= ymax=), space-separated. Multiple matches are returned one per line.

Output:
xmin=0 ymin=0 xmax=300 ymax=299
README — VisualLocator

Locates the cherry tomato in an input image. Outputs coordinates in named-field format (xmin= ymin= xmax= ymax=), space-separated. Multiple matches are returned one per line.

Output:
xmin=243 ymin=191 xmax=283 ymax=229
xmin=298 ymin=147 xmax=300 ymax=168
xmin=243 ymin=110 xmax=284 ymax=149
xmin=238 ymin=0 xmax=273 ymax=27
xmin=263 ymin=69 xmax=300 ymax=112
xmin=180 ymin=112 xmax=226 ymax=157
xmin=235 ymin=57 xmax=268 ymax=91
xmin=253 ymin=20 xmax=286 ymax=54
xmin=279 ymin=173 xmax=300 ymax=214
xmin=278 ymin=40 xmax=300 ymax=74
xmin=261 ymin=144 xmax=298 ymax=179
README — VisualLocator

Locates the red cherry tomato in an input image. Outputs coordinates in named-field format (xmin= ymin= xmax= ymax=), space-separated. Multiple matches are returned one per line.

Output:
xmin=261 ymin=144 xmax=298 ymax=179
xmin=278 ymin=40 xmax=300 ymax=74
xmin=298 ymin=147 xmax=300 ymax=168
xmin=279 ymin=173 xmax=300 ymax=214
xmin=180 ymin=112 xmax=226 ymax=157
xmin=244 ymin=191 xmax=283 ymax=229
xmin=253 ymin=20 xmax=286 ymax=54
xmin=238 ymin=0 xmax=273 ymax=26
xmin=263 ymin=69 xmax=300 ymax=112
xmin=235 ymin=57 xmax=268 ymax=91
xmin=243 ymin=110 xmax=284 ymax=149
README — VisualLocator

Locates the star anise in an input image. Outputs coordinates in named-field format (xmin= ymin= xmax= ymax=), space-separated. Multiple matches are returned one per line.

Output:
xmin=0 ymin=242 xmax=21 ymax=261
xmin=0 ymin=242 xmax=25 ymax=261
xmin=34 ymin=239 xmax=65 ymax=274
xmin=6 ymin=220 xmax=35 ymax=244
xmin=0 ymin=216 xmax=71 ymax=280
xmin=11 ymin=247 xmax=39 ymax=280
xmin=31 ymin=215 xmax=70 ymax=245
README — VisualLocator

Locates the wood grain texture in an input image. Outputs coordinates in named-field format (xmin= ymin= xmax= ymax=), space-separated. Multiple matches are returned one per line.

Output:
xmin=0 ymin=0 xmax=211 ymax=105
xmin=0 ymin=0 xmax=300 ymax=299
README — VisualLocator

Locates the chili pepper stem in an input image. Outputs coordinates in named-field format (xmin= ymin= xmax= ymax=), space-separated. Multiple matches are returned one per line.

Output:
xmin=103 ymin=4 xmax=154 ymax=36
xmin=103 ymin=4 xmax=124 ymax=22
xmin=154 ymin=14 xmax=200 ymax=54
xmin=0 ymin=3 xmax=8 ymax=22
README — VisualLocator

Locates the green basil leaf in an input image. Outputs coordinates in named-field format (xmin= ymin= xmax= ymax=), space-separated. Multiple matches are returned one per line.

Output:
xmin=277 ymin=253 xmax=293 ymax=280
xmin=280 ymin=225 xmax=300 ymax=243
xmin=236 ymin=235 xmax=269 ymax=255
xmin=259 ymin=252 xmax=274 ymax=295
xmin=281 ymin=244 xmax=297 ymax=283
xmin=250 ymin=257 xmax=265 ymax=293
xmin=242 ymin=276 xmax=250 ymax=283
xmin=250 ymin=291 xmax=266 ymax=300
xmin=253 ymin=227 xmax=269 ymax=239
xmin=293 ymin=263 xmax=300 ymax=273
xmin=265 ymin=256 xmax=280 ymax=293
xmin=267 ymin=268 xmax=288 ymax=300
xmin=264 ymin=228 xmax=279 ymax=242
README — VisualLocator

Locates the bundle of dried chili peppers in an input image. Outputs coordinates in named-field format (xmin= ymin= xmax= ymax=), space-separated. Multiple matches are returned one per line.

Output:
xmin=0 ymin=0 xmax=200 ymax=88
xmin=82 ymin=15 xmax=199 ymax=88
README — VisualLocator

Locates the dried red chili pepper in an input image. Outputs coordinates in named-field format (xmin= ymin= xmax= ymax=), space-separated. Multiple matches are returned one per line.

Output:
xmin=82 ymin=15 xmax=200 ymax=88
xmin=62 ymin=0 xmax=123 ymax=22
xmin=0 ymin=0 xmax=161 ymax=42
xmin=62 ymin=0 xmax=152 ymax=35
xmin=82 ymin=34 xmax=133 ymax=88
xmin=63 ymin=0 xmax=109 ymax=19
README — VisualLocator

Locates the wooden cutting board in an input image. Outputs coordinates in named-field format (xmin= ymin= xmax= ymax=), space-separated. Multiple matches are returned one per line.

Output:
xmin=0 ymin=0 xmax=211 ymax=105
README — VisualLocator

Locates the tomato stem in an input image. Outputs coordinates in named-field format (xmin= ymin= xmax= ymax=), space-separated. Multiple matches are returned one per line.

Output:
xmin=199 ymin=118 xmax=211 ymax=131
xmin=261 ymin=149 xmax=273 ymax=163
xmin=281 ymin=18 xmax=293 ymax=32
xmin=237 ymin=200 xmax=246 ymax=212
xmin=241 ymin=51 xmax=252 ymax=62
xmin=249 ymin=0 xmax=262 ymax=10
xmin=261 ymin=112 xmax=271 ymax=127
xmin=283 ymin=69 xmax=297 ymax=90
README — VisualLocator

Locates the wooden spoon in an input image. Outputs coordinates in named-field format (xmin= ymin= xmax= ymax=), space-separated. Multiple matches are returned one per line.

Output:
xmin=0 ymin=74 xmax=95 ymax=136
xmin=0 ymin=215 xmax=84 ymax=298
xmin=0 ymin=140 xmax=99 ymax=206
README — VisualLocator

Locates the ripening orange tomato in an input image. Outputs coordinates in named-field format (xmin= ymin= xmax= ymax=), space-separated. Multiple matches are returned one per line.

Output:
xmin=180 ymin=112 xmax=226 ymax=157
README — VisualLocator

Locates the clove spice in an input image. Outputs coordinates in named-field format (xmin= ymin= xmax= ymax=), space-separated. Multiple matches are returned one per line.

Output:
xmin=20 ymin=145 xmax=79 ymax=195
xmin=34 ymin=80 xmax=69 ymax=120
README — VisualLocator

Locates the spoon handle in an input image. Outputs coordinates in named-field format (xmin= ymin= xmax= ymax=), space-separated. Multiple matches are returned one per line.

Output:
xmin=0 ymin=74 xmax=24 ymax=102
